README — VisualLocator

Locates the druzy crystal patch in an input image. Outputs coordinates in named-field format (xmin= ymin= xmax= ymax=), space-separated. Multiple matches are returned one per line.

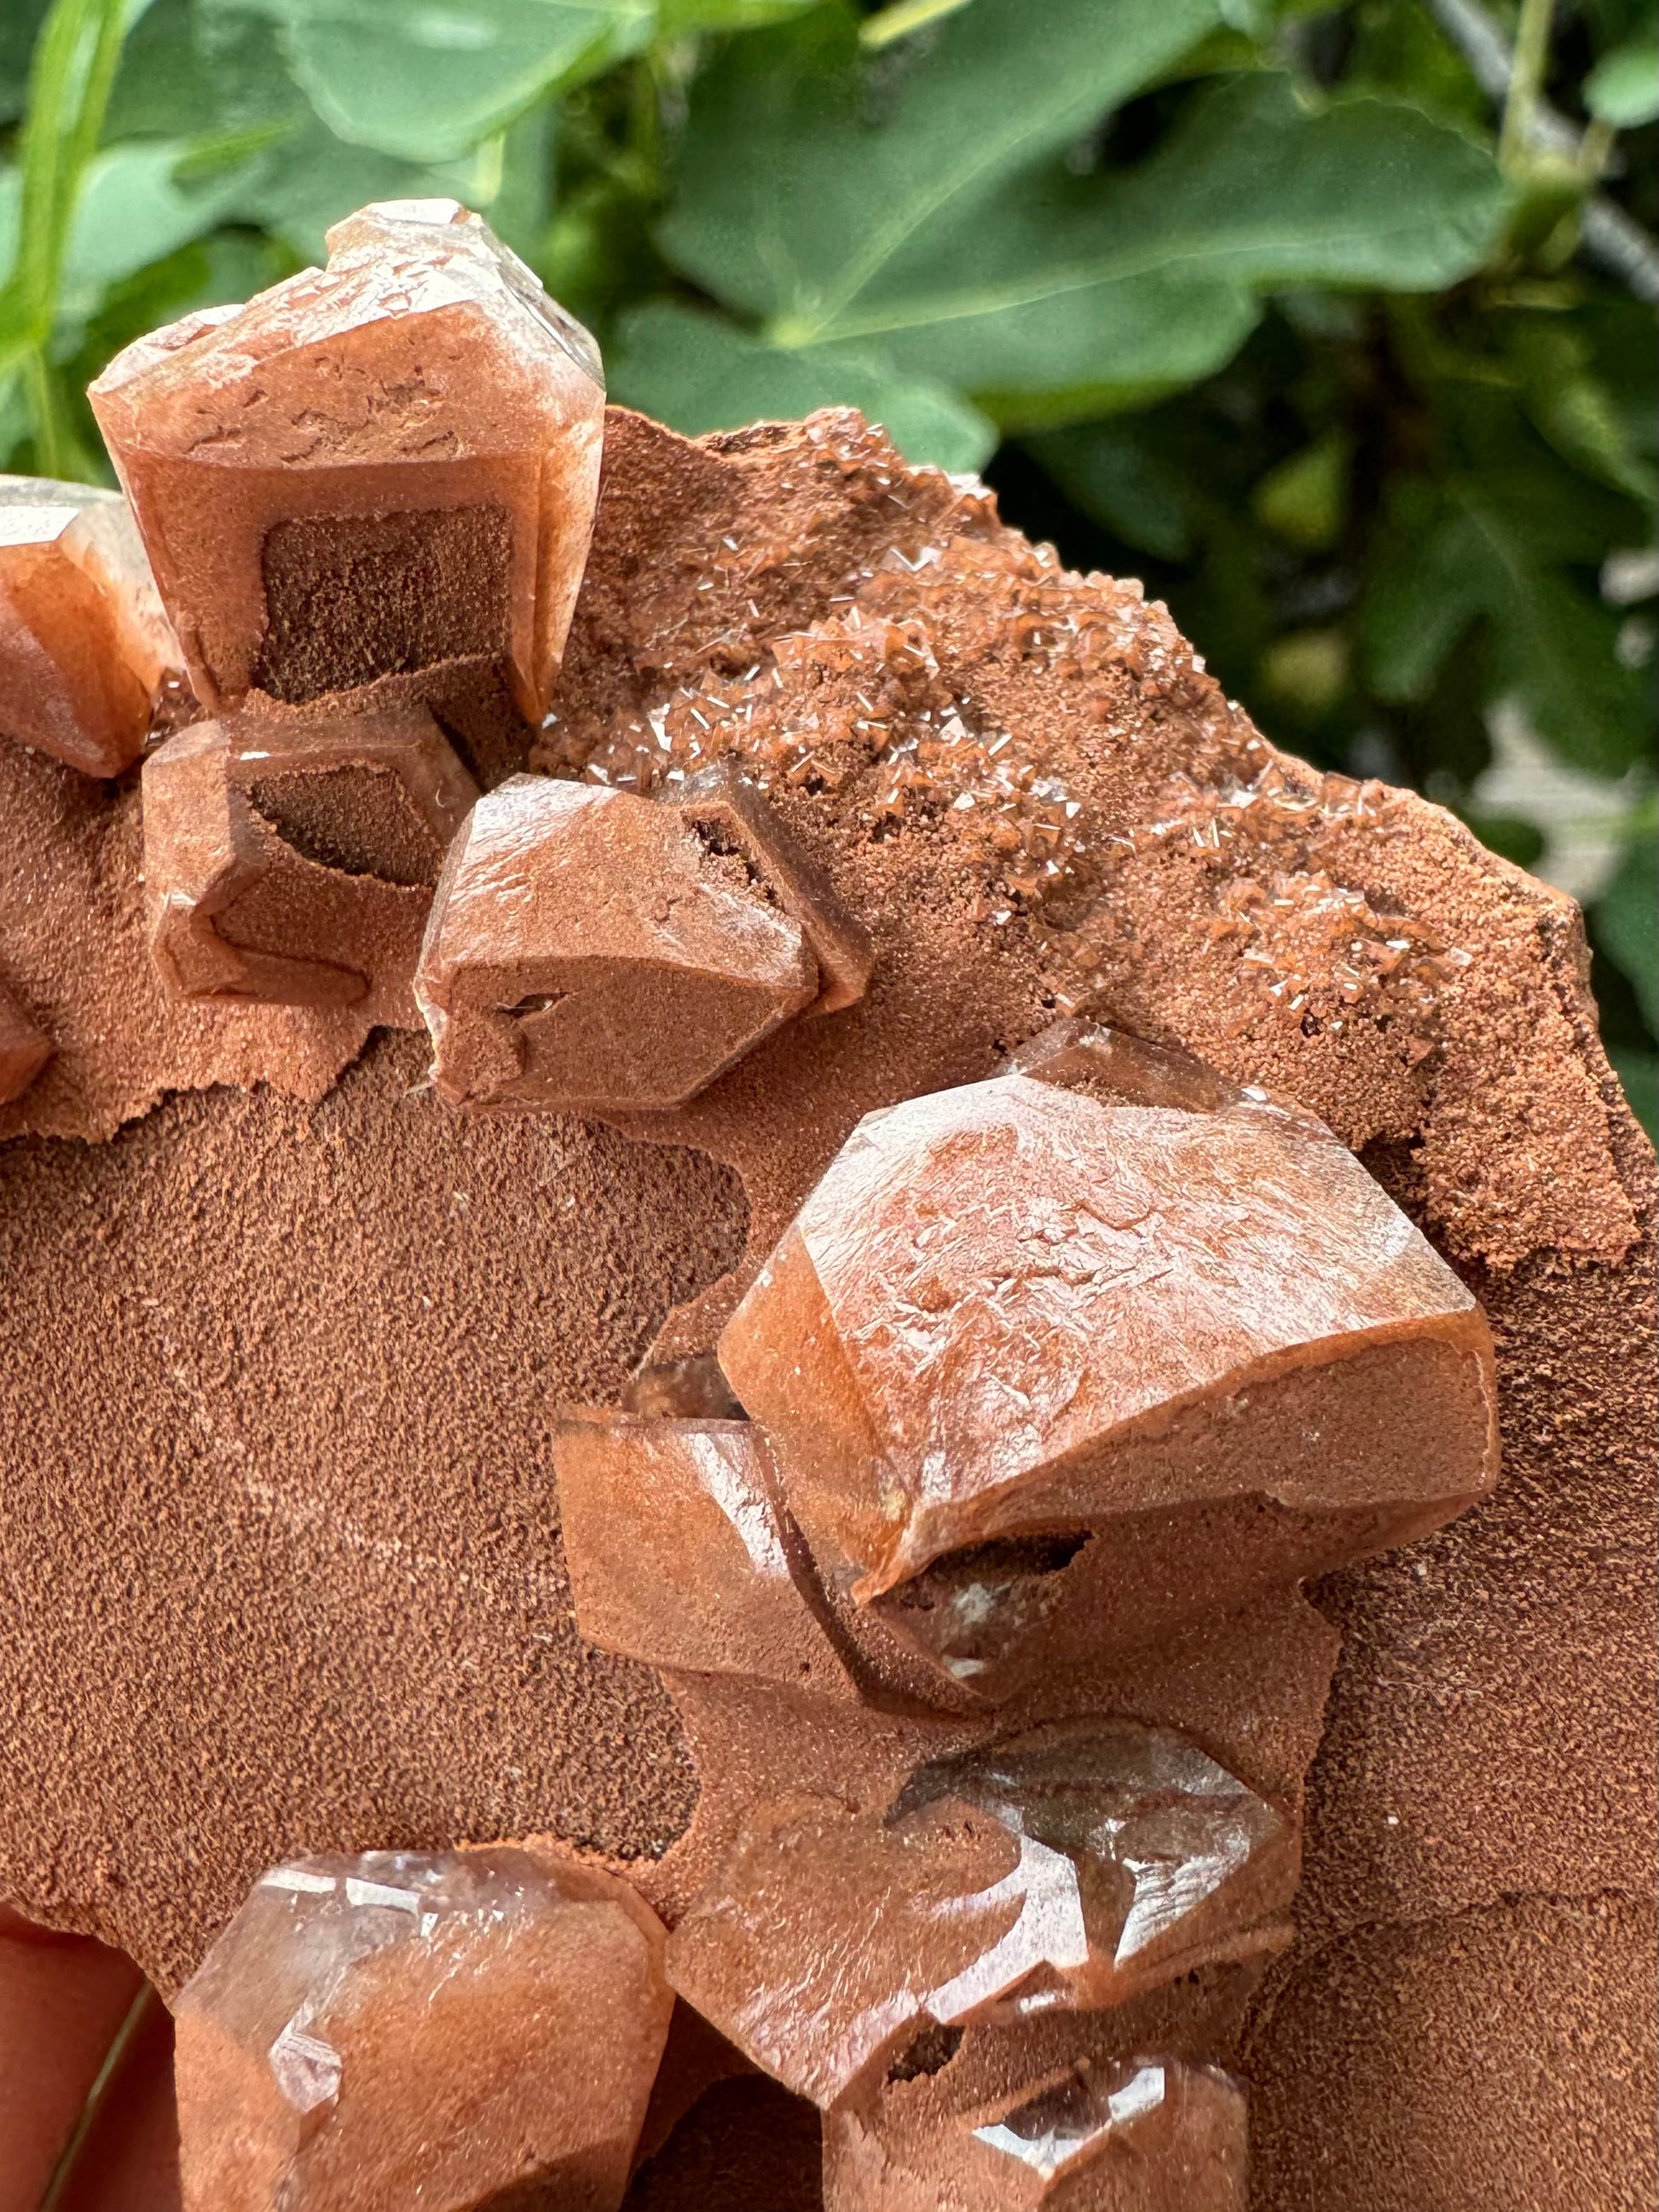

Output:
xmin=173 ymin=1847 xmax=672 ymax=2212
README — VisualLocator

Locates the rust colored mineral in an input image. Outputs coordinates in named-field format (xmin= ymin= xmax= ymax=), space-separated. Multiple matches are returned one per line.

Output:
xmin=0 ymin=474 xmax=180 ymax=778
xmin=142 ymin=705 xmax=477 ymax=1020
xmin=89 ymin=200 xmax=604 ymax=723
xmin=666 ymin=1720 xmax=1289 ymax=2109
xmin=718 ymin=1067 xmax=1499 ymax=1645
xmin=554 ymin=1411 xmax=854 ymax=1696
xmin=824 ymin=2056 xmax=1249 ymax=2211
xmin=173 ymin=1846 xmax=672 ymax=2212
xmin=415 ymin=773 xmax=825 ymax=1110
xmin=0 ymin=977 xmax=52 ymax=1103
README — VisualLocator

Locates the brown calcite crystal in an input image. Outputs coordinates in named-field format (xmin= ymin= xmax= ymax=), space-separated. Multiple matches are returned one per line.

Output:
xmin=665 ymin=1720 xmax=1291 ymax=2110
xmin=554 ymin=1412 xmax=855 ymax=1696
xmin=718 ymin=1067 xmax=1499 ymax=1652
xmin=0 ymin=474 xmax=181 ymax=778
xmin=824 ymin=2057 xmax=1249 ymax=2212
xmin=0 ymin=976 xmax=53 ymax=1103
xmin=143 ymin=706 xmax=477 ymax=1021
xmin=89 ymin=200 xmax=604 ymax=723
xmin=173 ymin=1845 xmax=671 ymax=2212
xmin=415 ymin=773 xmax=830 ymax=1110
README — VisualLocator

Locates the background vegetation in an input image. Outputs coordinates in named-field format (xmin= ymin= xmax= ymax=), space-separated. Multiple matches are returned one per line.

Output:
xmin=3 ymin=0 xmax=1653 ymax=1127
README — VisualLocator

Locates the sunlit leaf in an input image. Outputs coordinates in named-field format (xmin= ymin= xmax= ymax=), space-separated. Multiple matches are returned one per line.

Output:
xmin=1585 ymin=35 xmax=1659 ymax=128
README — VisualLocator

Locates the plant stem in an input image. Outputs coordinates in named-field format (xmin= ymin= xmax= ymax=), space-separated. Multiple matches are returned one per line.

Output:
xmin=1500 ymin=0 xmax=1555 ymax=174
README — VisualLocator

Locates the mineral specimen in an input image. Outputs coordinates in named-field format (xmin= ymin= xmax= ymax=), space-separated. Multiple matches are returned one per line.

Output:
xmin=554 ymin=1411 xmax=855 ymax=1695
xmin=415 ymin=774 xmax=825 ymax=1110
xmin=89 ymin=200 xmax=604 ymax=724
xmin=717 ymin=1067 xmax=1499 ymax=1656
xmin=143 ymin=706 xmax=477 ymax=1018
xmin=173 ymin=1846 xmax=672 ymax=2212
xmin=0 ymin=475 xmax=179 ymax=778
xmin=823 ymin=2056 xmax=1249 ymax=2211
xmin=665 ymin=1721 xmax=1289 ymax=2108
xmin=0 ymin=978 xmax=52 ymax=1104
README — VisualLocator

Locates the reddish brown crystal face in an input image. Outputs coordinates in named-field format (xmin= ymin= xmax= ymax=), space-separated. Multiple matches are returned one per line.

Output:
xmin=415 ymin=774 xmax=824 ymax=1111
xmin=665 ymin=1720 xmax=1289 ymax=2110
xmin=718 ymin=1068 xmax=1498 ymax=1633
xmin=824 ymin=2056 xmax=1249 ymax=2211
xmin=554 ymin=1412 xmax=855 ymax=1696
xmin=89 ymin=200 xmax=604 ymax=724
xmin=0 ymin=977 xmax=53 ymax=1103
xmin=142 ymin=707 xmax=477 ymax=1021
xmin=0 ymin=475 xmax=178 ymax=778
xmin=173 ymin=1846 xmax=672 ymax=2212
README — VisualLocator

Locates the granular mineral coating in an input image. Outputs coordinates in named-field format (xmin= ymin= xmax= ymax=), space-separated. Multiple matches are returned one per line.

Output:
xmin=0 ymin=475 xmax=172 ymax=778
xmin=173 ymin=1846 xmax=672 ymax=2212
xmin=0 ymin=976 xmax=52 ymax=1103
xmin=416 ymin=774 xmax=820 ymax=1110
xmin=718 ymin=1070 xmax=1499 ymax=1610
xmin=89 ymin=200 xmax=604 ymax=722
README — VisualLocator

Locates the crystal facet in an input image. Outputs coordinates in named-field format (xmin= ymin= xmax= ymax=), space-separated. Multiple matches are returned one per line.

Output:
xmin=665 ymin=1721 xmax=1288 ymax=2108
xmin=717 ymin=1068 xmax=1498 ymax=1646
xmin=415 ymin=775 xmax=822 ymax=1110
xmin=142 ymin=707 xmax=477 ymax=1018
xmin=174 ymin=1846 xmax=672 ymax=2212
xmin=90 ymin=200 xmax=604 ymax=725
xmin=824 ymin=2057 xmax=1249 ymax=2211
xmin=0 ymin=474 xmax=181 ymax=777
xmin=555 ymin=1412 xmax=854 ymax=1695
xmin=0 ymin=977 xmax=53 ymax=1103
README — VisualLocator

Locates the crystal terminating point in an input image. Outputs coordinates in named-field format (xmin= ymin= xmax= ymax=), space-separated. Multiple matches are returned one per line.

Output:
xmin=718 ymin=1067 xmax=1498 ymax=1629
xmin=0 ymin=474 xmax=181 ymax=778
xmin=174 ymin=1846 xmax=673 ymax=2212
xmin=415 ymin=775 xmax=824 ymax=1112
xmin=554 ymin=1411 xmax=855 ymax=1696
xmin=824 ymin=2056 xmax=1249 ymax=2211
xmin=90 ymin=201 xmax=604 ymax=725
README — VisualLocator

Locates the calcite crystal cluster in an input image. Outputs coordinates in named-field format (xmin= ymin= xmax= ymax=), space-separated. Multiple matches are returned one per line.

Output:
xmin=1 ymin=190 xmax=1650 ymax=2212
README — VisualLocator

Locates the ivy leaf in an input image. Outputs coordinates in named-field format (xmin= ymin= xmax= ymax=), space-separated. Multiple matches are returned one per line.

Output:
xmin=660 ymin=0 xmax=1225 ymax=328
xmin=610 ymin=299 xmax=997 ymax=471
xmin=211 ymin=0 xmax=652 ymax=163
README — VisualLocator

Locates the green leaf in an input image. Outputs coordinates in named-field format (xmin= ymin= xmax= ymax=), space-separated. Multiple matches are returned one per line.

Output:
xmin=58 ymin=137 xmax=277 ymax=320
xmin=1367 ymin=484 xmax=1653 ymax=777
xmin=661 ymin=44 xmax=1507 ymax=422
xmin=1597 ymin=834 xmax=1659 ymax=1031
xmin=213 ymin=0 xmax=652 ymax=163
xmin=0 ymin=1 xmax=54 ymax=126
xmin=660 ymin=0 xmax=1225 ymax=329
xmin=661 ymin=0 xmax=819 ymax=27
xmin=610 ymin=299 xmax=997 ymax=472
xmin=223 ymin=113 xmax=496 ymax=260
xmin=1611 ymin=1051 xmax=1657 ymax=1140
xmin=1585 ymin=35 xmax=1659 ymax=128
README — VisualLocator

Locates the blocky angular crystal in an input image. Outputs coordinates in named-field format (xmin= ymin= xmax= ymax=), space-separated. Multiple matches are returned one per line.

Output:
xmin=1007 ymin=1019 xmax=1255 ymax=1115
xmin=0 ymin=474 xmax=181 ymax=777
xmin=174 ymin=1845 xmax=672 ymax=2212
xmin=415 ymin=775 xmax=822 ymax=1111
xmin=665 ymin=1721 xmax=1289 ymax=2109
xmin=90 ymin=200 xmax=604 ymax=726
xmin=824 ymin=2057 xmax=1248 ymax=2211
xmin=717 ymin=1068 xmax=1498 ymax=1647
xmin=554 ymin=1412 xmax=854 ymax=1696
xmin=676 ymin=764 xmax=875 ymax=1016
xmin=143 ymin=707 xmax=477 ymax=1019
xmin=0 ymin=976 xmax=53 ymax=1103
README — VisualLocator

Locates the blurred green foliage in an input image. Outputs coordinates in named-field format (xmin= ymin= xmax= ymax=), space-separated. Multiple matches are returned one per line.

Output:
xmin=2 ymin=0 xmax=1654 ymax=1126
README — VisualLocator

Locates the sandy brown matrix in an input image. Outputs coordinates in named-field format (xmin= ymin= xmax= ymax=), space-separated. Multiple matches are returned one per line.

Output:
xmin=0 ymin=224 xmax=1653 ymax=2210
